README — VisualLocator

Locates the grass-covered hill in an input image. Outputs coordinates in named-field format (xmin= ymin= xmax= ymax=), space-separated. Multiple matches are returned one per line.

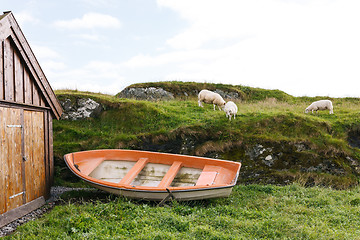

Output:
xmin=53 ymin=82 xmax=360 ymax=189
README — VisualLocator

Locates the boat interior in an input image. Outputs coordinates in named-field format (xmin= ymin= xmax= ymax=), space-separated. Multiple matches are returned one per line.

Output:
xmin=65 ymin=150 xmax=240 ymax=189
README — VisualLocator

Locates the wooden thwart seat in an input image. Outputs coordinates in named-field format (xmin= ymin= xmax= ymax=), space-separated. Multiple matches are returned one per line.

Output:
xmin=157 ymin=161 xmax=182 ymax=188
xmin=78 ymin=157 xmax=105 ymax=176
xmin=196 ymin=165 xmax=221 ymax=186
xmin=119 ymin=158 xmax=148 ymax=185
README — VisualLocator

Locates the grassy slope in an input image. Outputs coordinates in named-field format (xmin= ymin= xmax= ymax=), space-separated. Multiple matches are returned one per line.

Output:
xmin=7 ymin=184 xmax=360 ymax=239
xmin=53 ymin=86 xmax=360 ymax=188
xmin=6 ymin=84 xmax=360 ymax=239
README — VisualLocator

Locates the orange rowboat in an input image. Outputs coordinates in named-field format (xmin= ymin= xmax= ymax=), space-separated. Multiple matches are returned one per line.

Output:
xmin=64 ymin=149 xmax=241 ymax=201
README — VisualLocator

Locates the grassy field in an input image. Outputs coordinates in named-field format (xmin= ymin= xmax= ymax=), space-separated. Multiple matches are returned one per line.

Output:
xmin=53 ymin=88 xmax=360 ymax=188
xmin=6 ymin=184 xmax=360 ymax=239
xmin=54 ymin=89 xmax=360 ymax=152
xmin=6 ymin=83 xmax=359 ymax=238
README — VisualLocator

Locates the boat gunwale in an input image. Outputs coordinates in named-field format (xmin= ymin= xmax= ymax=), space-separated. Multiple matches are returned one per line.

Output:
xmin=64 ymin=149 xmax=241 ymax=193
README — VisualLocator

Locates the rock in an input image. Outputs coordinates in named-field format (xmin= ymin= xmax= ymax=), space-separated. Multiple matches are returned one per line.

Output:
xmin=117 ymin=86 xmax=241 ymax=101
xmin=60 ymin=98 xmax=103 ymax=120
xmin=118 ymin=87 xmax=174 ymax=101
xmin=246 ymin=144 xmax=273 ymax=160
xmin=263 ymin=155 xmax=275 ymax=167
xmin=214 ymin=89 xmax=239 ymax=100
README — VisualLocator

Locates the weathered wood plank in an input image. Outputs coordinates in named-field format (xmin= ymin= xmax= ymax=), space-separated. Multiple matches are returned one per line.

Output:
xmin=24 ymin=110 xmax=34 ymax=203
xmin=24 ymin=110 xmax=45 ymax=202
xmin=23 ymin=68 xmax=32 ymax=104
xmin=43 ymin=111 xmax=50 ymax=199
xmin=0 ymin=41 xmax=4 ymax=100
xmin=6 ymin=107 xmax=14 ymax=211
xmin=12 ymin=108 xmax=23 ymax=210
xmin=33 ymin=111 xmax=40 ymax=199
xmin=35 ymin=111 xmax=45 ymax=198
xmin=20 ymin=109 xmax=26 ymax=204
xmin=40 ymin=94 xmax=45 ymax=107
xmin=14 ymin=49 xmax=24 ymax=103
xmin=32 ymin=82 xmax=40 ymax=106
xmin=0 ymin=107 xmax=7 ymax=214
xmin=48 ymin=114 xmax=54 ymax=187
xmin=6 ymin=107 xmax=23 ymax=211
xmin=0 ymin=196 xmax=45 ymax=228
xmin=0 ymin=14 xmax=11 ymax=40
xmin=4 ymin=38 xmax=14 ymax=101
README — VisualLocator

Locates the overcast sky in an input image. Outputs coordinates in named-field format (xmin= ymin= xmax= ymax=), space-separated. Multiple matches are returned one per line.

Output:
xmin=3 ymin=0 xmax=360 ymax=97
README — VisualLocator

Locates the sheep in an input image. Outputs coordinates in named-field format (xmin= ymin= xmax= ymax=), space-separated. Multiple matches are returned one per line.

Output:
xmin=305 ymin=100 xmax=334 ymax=114
xmin=224 ymin=101 xmax=238 ymax=121
xmin=198 ymin=89 xmax=226 ymax=111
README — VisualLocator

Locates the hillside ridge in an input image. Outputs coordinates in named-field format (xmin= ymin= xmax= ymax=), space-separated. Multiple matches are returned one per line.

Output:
xmin=54 ymin=82 xmax=360 ymax=189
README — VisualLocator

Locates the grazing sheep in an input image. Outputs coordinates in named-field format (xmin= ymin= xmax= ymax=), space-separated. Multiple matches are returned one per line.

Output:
xmin=224 ymin=101 xmax=238 ymax=121
xmin=198 ymin=89 xmax=226 ymax=111
xmin=305 ymin=100 xmax=334 ymax=114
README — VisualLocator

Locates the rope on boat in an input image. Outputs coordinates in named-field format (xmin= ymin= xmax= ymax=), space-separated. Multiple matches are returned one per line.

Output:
xmin=157 ymin=188 xmax=176 ymax=207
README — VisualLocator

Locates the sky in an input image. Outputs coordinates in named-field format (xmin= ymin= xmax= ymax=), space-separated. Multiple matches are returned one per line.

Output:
xmin=2 ymin=0 xmax=360 ymax=97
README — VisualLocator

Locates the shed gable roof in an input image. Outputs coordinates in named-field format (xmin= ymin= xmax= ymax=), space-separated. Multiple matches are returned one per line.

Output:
xmin=0 ymin=11 xmax=62 ymax=119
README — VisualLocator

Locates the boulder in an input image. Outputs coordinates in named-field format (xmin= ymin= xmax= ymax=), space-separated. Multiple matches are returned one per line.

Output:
xmin=117 ymin=87 xmax=174 ymax=101
xmin=60 ymin=98 xmax=103 ymax=120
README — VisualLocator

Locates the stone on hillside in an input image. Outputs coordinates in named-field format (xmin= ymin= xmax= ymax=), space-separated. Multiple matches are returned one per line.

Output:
xmin=60 ymin=98 xmax=103 ymax=120
xmin=118 ymin=87 xmax=174 ymax=101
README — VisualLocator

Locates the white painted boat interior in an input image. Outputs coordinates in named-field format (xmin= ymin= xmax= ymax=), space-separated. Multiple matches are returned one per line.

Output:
xmin=89 ymin=160 xmax=136 ymax=183
xmin=132 ymin=163 xmax=170 ymax=187
xmin=88 ymin=160 xmax=203 ymax=187
xmin=170 ymin=167 xmax=202 ymax=187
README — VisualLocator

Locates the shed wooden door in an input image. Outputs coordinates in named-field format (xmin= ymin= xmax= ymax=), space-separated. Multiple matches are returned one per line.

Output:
xmin=0 ymin=106 xmax=45 ymax=215
xmin=0 ymin=107 xmax=23 ymax=214
xmin=24 ymin=110 xmax=45 ymax=203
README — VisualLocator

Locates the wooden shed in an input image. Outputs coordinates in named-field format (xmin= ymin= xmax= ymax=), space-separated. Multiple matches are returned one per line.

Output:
xmin=0 ymin=11 xmax=63 ymax=227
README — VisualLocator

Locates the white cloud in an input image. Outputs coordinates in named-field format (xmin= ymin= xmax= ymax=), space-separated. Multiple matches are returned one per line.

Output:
xmin=42 ymin=61 xmax=66 ymax=72
xmin=54 ymin=12 xmax=122 ymax=30
xmin=79 ymin=0 xmax=119 ymax=8
xmin=73 ymin=33 xmax=103 ymax=41
xmin=150 ymin=0 xmax=360 ymax=97
xmin=31 ymin=45 xmax=61 ymax=59
xmin=14 ymin=11 xmax=39 ymax=26
xmin=47 ymin=61 xmax=126 ymax=94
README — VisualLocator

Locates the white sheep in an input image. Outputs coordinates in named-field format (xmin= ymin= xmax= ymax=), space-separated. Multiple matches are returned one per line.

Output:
xmin=305 ymin=100 xmax=334 ymax=114
xmin=224 ymin=101 xmax=238 ymax=121
xmin=198 ymin=89 xmax=226 ymax=111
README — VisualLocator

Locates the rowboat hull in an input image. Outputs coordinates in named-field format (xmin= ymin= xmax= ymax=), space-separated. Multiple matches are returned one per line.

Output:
xmin=64 ymin=149 xmax=241 ymax=201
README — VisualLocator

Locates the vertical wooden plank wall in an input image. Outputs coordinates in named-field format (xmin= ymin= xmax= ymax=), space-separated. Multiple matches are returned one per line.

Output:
xmin=24 ymin=68 xmax=32 ymax=104
xmin=14 ymin=50 xmax=23 ymax=103
xmin=0 ymin=40 xmax=3 ymax=99
xmin=4 ymin=38 xmax=13 ymax=101
xmin=0 ymin=37 xmax=46 ymax=107
xmin=48 ymin=112 xmax=54 ymax=186
xmin=0 ymin=107 xmax=6 ymax=214
xmin=23 ymin=110 xmax=33 ymax=203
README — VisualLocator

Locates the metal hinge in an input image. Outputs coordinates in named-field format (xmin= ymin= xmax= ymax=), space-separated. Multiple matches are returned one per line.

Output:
xmin=9 ymin=191 xmax=25 ymax=199
xmin=6 ymin=125 xmax=22 ymax=128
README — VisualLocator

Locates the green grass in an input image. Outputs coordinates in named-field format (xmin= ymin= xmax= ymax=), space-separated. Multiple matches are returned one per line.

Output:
xmin=6 ymin=84 xmax=360 ymax=238
xmin=53 ymin=88 xmax=360 ymax=188
xmin=6 ymin=184 xmax=360 ymax=239
xmin=53 ymin=92 xmax=353 ymax=149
